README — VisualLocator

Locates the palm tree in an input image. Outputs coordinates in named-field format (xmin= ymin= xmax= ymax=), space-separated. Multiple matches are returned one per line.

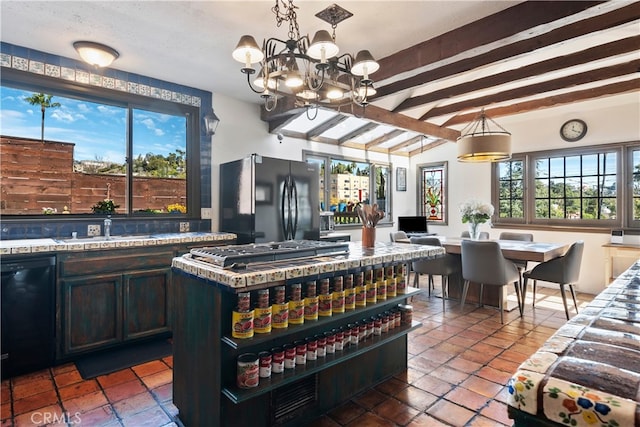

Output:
xmin=24 ymin=93 xmax=61 ymax=143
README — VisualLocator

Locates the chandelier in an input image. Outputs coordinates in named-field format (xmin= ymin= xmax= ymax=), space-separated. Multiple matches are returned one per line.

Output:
xmin=457 ymin=109 xmax=512 ymax=162
xmin=232 ymin=1 xmax=380 ymax=117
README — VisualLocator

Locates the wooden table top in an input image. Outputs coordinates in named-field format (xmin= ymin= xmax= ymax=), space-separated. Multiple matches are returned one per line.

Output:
xmin=439 ymin=237 xmax=569 ymax=263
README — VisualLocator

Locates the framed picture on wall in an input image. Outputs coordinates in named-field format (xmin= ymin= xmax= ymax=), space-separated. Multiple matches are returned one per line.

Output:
xmin=396 ymin=167 xmax=407 ymax=191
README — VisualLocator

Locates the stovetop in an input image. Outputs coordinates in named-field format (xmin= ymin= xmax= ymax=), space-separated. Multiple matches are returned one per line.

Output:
xmin=190 ymin=240 xmax=350 ymax=269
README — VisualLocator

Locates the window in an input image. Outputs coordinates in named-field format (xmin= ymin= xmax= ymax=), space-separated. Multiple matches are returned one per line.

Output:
xmin=304 ymin=152 xmax=391 ymax=226
xmin=493 ymin=143 xmax=637 ymax=229
xmin=418 ymin=162 xmax=447 ymax=224
xmin=0 ymin=76 xmax=197 ymax=217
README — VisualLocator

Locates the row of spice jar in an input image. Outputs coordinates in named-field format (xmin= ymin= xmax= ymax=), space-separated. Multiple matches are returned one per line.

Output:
xmin=236 ymin=305 xmax=413 ymax=389
xmin=232 ymin=265 xmax=410 ymax=339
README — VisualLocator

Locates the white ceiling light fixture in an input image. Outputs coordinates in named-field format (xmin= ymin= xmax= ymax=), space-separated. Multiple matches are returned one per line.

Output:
xmin=232 ymin=0 xmax=380 ymax=118
xmin=73 ymin=41 xmax=119 ymax=67
xmin=457 ymin=109 xmax=512 ymax=162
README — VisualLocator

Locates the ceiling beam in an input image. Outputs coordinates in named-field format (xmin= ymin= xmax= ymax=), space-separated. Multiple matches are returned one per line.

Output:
xmin=364 ymin=129 xmax=405 ymax=150
xmin=393 ymin=35 xmax=640 ymax=113
xmin=408 ymin=139 xmax=449 ymax=157
xmin=361 ymin=104 xmax=460 ymax=141
xmin=442 ymin=78 xmax=640 ymax=127
xmin=387 ymin=135 xmax=423 ymax=152
xmin=306 ymin=115 xmax=348 ymax=139
xmin=374 ymin=2 xmax=640 ymax=99
xmin=337 ymin=123 xmax=379 ymax=145
xmin=372 ymin=1 xmax=603 ymax=83
xmin=421 ymin=59 xmax=640 ymax=120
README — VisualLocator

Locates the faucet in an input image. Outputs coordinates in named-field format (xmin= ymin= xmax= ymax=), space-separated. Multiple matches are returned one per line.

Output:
xmin=104 ymin=216 xmax=112 ymax=240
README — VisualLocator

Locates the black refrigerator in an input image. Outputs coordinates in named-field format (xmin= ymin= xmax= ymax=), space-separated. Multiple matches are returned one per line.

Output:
xmin=220 ymin=154 xmax=320 ymax=244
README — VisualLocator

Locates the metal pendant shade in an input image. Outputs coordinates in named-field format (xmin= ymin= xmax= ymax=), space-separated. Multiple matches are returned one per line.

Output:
xmin=457 ymin=109 xmax=512 ymax=162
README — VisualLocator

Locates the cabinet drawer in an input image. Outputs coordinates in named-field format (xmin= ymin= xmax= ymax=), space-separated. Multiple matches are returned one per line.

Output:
xmin=59 ymin=251 xmax=175 ymax=278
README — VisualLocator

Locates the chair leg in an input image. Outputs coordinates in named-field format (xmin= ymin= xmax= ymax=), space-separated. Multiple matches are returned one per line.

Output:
xmin=569 ymin=284 xmax=579 ymax=315
xmin=479 ymin=283 xmax=484 ymax=307
xmin=521 ymin=276 xmax=529 ymax=315
xmin=532 ymin=280 xmax=538 ymax=308
xmin=513 ymin=280 xmax=523 ymax=316
xmin=428 ymin=275 xmax=434 ymax=297
xmin=413 ymin=272 xmax=419 ymax=289
xmin=461 ymin=280 xmax=470 ymax=310
xmin=559 ymin=283 xmax=570 ymax=320
xmin=498 ymin=287 xmax=504 ymax=324
xmin=442 ymin=275 xmax=447 ymax=312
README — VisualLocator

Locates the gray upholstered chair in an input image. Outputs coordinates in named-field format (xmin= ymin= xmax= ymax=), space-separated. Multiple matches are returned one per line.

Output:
xmin=410 ymin=236 xmax=461 ymax=311
xmin=499 ymin=231 xmax=534 ymax=285
xmin=461 ymin=231 xmax=490 ymax=240
xmin=390 ymin=230 xmax=409 ymax=242
xmin=460 ymin=240 xmax=522 ymax=323
xmin=522 ymin=241 xmax=584 ymax=320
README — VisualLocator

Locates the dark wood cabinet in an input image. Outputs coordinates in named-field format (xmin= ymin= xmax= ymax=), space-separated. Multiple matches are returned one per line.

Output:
xmin=57 ymin=247 xmax=176 ymax=359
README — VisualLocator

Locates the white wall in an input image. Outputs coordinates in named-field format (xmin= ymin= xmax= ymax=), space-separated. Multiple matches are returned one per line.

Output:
xmin=210 ymin=92 xmax=640 ymax=295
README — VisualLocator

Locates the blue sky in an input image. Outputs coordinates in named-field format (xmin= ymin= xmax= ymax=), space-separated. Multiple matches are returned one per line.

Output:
xmin=0 ymin=86 xmax=186 ymax=163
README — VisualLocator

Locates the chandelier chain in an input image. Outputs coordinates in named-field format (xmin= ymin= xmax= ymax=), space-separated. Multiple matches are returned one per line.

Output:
xmin=272 ymin=0 xmax=301 ymax=41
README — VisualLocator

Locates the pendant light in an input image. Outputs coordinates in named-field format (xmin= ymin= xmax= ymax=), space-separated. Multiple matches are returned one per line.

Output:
xmin=457 ymin=109 xmax=512 ymax=162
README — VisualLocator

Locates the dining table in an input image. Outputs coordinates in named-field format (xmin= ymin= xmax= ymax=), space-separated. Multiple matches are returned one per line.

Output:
xmin=398 ymin=236 xmax=571 ymax=310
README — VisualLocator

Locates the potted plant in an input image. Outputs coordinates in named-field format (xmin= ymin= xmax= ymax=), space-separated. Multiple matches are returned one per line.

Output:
xmin=91 ymin=198 xmax=119 ymax=214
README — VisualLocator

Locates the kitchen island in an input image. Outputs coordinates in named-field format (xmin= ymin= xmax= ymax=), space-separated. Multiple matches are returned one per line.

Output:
xmin=171 ymin=241 xmax=444 ymax=427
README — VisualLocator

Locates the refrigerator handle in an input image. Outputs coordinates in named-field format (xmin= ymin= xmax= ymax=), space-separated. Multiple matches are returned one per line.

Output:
xmin=291 ymin=177 xmax=298 ymax=239
xmin=281 ymin=178 xmax=289 ymax=240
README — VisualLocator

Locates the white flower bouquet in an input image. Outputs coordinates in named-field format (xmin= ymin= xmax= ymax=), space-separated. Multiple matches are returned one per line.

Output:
xmin=460 ymin=199 xmax=494 ymax=224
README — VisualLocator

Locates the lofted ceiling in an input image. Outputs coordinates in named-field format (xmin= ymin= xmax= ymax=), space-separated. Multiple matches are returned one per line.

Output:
xmin=1 ymin=1 xmax=639 ymax=157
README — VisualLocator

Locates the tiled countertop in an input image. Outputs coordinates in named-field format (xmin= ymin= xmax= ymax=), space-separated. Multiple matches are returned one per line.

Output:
xmin=507 ymin=261 xmax=640 ymax=427
xmin=0 ymin=232 xmax=237 ymax=255
xmin=172 ymin=241 xmax=445 ymax=290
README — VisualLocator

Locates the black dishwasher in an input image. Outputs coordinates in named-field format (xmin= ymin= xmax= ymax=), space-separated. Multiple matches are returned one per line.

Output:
xmin=1 ymin=256 xmax=56 ymax=379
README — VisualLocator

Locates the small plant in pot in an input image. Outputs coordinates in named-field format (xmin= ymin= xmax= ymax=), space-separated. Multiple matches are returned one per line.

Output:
xmin=91 ymin=199 xmax=119 ymax=214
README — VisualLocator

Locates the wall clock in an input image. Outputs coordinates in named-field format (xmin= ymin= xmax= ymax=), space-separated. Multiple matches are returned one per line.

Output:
xmin=560 ymin=119 xmax=587 ymax=142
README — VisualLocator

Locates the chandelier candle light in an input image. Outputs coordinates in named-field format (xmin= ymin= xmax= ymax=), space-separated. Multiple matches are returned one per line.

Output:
xmin=460 ymin=199 xmax=494 ymax=240
xmin=232 ymin=0 xmax=380 ymax=117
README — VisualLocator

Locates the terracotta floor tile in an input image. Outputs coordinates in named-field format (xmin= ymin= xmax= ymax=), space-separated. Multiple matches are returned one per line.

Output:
xmin=352 ymin=389 xmax=387 ymax=410
xmin=76 ymin=405 xmax=119 ymax=426
xmin=62 ymin=390 xmax=109 ymax=415
xmin=374 ymin=377 xmax=408 ymax=396
xmin=161 ymin=401 xmax=179 ymax=418
xmin=104 ymin=379 xmax=146 ymax=404
xmin=461 ymin=375 xmax=505 ymax=399
xmin=58 ymin=379 xmax=100 ymax=401
xmin=427 ymin=398 xmax=476 ymax=426
xmin=12 ymin=403 xmax=63 ymax=427
xmin=0 ymin=402 xmax=11 ymax=421
xmin=344 ymin=411 xmax=396 ymax=427
xmin=150 ymin=383 xmax=172 ymax=403
xmin=447 ymin=356 xmax=483 ymax=374
xmin=475 ymin=365 xmax=513 ymax=385
xmin=408 ymin=355 xmax=440 ymax=374
xmin=97 ymin=369 xmax=138 ymax=389
xmin=308 ymin=414 xmax=342 ymax=427
xmin=406 ymin=412 xmax=451 ymax=427
xmin=412 ymin=375 xmax=454 ymax=397
xmin=393 ymin=385 xmax=438 ymax=411
xmin=12 ymin=377 xmax=54 ymax=400
xmin=480 ymin=399 xmax=512 ymax=425
xmin=0 ymin=382 xmax=10 ymax=405
xmin=446 ymin=334 xmax=479 ymax=348
xmin=417 ymin=347 xmax=456 ymax=365
xmin=327 ymin=401 xmax=366 ymax=425
xmin=468 ymin=414 xmax=510 ymax=426
xmin=13 ymin=390 xmax=58 ymax=415
xmin=51 ymin=363 xmax=76 ymax=376
xmin=373 ymin=397 xmax=420 ymax=425
xmin=139 ymin=369 xmax=172 ymax=389
xmin=131 ymin=361 xmax=168 ymax=378
xmin=498 ymin=348 xmax=532 ymax=364
xmin=459 ymin=348 xmax=496 ymax=365
xmin=112 ymin=391 xmax=157 ymax=419
xmin=10 ymin=370 xmax=51 ymax=388
xmin=53 ymin=369 xmax=83 ymax=388
xmin=429 ymin=365 xmax=470 ymax=386
xmin=470 ymin=342 xmax=503 ymax=358
xmin=120 ymin=405 xmax=169 ymax=427
xmin=394 ymin=367 xmax=426 ymax=385
xmin=487 ymin=357 xmax=520 ymax=374
xmin=444 ymin=386 xmax=490 ymax=411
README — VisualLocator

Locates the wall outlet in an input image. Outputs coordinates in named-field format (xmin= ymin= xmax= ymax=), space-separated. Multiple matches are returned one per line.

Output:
xmin=180 ymin=222 xmax=190 ymax=232
xmin=87 ymin=224 xmax=101 ymax=236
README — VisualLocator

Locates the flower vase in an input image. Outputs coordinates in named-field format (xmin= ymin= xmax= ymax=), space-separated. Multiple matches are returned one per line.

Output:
xmin=468 ymin=222 xmax=481 ymax=240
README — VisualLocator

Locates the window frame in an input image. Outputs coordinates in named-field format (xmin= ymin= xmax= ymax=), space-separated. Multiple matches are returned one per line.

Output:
xmin=303 ymin=151 xmax=392 ymax=227
xmin=492 ymin=141 xmax=639 ymax=231
xmin=1 ymin=68 xmax=200 ymax=220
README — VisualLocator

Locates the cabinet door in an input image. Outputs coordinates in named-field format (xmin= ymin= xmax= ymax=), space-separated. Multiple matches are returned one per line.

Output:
xmin=61 ymin=274 xmax=123 ymax=355
xmin=123 ymin=268 xmax=171 ymax=341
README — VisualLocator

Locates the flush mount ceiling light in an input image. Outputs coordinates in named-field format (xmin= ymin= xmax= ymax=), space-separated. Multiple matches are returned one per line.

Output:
xmin=232 ymin=0 xmax=379 ymax=118
xmin=73 ymin=41 xmax=119 ymax=67
xmin=457 ymin=109 xmax=512 ymax=162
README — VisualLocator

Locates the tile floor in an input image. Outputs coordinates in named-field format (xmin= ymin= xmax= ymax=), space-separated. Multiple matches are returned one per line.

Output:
xmin=1 ymin=281 xmax=593 ymax=427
